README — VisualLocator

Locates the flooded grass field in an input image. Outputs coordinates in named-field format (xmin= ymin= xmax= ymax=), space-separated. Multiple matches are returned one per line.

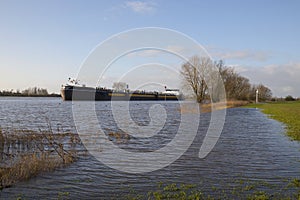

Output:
xmin=246 ymin=101 xmax=300 ymax=141
xmin=0 ymin=97 xmax=299 ymax=199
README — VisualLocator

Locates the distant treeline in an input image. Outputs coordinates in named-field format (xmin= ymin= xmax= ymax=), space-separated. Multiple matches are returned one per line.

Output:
xmin=274 ymin=95 xmax=300 ymax=102
xmin=0 ymin=87 xmax=60 ymax=97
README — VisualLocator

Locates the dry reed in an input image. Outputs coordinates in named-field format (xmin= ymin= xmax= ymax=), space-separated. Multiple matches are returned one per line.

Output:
xmin=0 ymin=128 xmax=80 ymax=189
xmin=179 ymin=100 xmax=249 ymax=114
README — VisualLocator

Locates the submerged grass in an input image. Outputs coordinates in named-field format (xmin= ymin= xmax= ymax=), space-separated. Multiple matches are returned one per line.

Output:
xmin=127 ymin=180 xmax=300 ymax=200
xmin=0 ymin=152 xmax=74 ymax=189
xmin=0 ymin=128 xmax=80 ymax=189
xmin=244 ymin=101 xmax=300 ymax=141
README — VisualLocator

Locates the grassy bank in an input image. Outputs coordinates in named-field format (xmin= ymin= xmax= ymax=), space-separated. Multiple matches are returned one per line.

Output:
xmin=244 ymin=101 xmax=300 ymax=141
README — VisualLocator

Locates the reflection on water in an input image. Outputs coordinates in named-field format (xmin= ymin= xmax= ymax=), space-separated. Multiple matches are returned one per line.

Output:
xmin=0 ymin=97 xmax=299 ymax=199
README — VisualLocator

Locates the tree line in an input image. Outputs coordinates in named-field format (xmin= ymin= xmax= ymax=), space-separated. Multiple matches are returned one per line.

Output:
xmin=181 ymin=56 xmax=272 ymax=103
xmin=0 ymin=87 xmax=60 ymax=97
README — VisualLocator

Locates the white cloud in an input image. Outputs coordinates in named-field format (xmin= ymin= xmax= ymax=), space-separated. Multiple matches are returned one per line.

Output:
xmin=125 ymin=1 xmax=156 ymax=14
xmin=230 ymin=65 xmax=248 ymax=73
xmin=207 ymin=46 xmax=271 ymax=62
xmin=238 ymin=62 xmax=300 ymax=97
xmin=103 ymin=1 xmax=157 ymax=20
xmin=282 ymin=86 xmax=293 ymax=93
xmin=223 ymin=50 xmax=269 ymax=61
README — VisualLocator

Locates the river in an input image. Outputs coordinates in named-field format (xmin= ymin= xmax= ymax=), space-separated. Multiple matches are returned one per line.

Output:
xmin=0 ymin=97 xmax=299 ymax=199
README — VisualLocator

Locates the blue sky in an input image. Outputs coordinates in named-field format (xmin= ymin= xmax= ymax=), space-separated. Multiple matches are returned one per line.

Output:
xmin=0 ymin=0 xmax=299 ymax=97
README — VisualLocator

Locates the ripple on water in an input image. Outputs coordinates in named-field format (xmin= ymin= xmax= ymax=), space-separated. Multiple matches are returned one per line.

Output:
xmin=0 ymin=98 xmax=299 ymax=199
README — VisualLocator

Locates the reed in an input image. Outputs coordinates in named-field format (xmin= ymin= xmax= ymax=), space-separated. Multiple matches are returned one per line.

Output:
xmin=179 ymin=100 xmax=249 ymax=114
xmin=0 ymin=152 xmax=67 ymax=188
xmin=108 ymin=131 xmax=131 ymax=144
xmin=0 ymin=128 xmax=80 ymax=189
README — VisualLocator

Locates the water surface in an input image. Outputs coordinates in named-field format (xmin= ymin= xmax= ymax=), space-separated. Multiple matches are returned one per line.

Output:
xmin=0 ymin=97 xmax=299 ymax=199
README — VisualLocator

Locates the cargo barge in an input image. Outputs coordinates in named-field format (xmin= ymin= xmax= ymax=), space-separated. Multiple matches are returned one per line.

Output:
xmin=61 ymin=79 xmax=183 ymax=101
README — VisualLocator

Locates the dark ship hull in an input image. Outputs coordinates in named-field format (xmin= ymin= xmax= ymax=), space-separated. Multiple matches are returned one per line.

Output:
xmin=61 ymin=85 xmax=182 ymax=101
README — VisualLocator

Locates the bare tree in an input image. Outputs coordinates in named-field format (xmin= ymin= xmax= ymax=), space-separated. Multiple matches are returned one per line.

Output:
xmin=217 ymin=63 xmax=251 ymax=100
xmin=182 ymin=57 xmax=272 ymax=102
xmin=112 ymin=82 xmax=127 ymax=91
xmin=181 ymin=56 xmax=214 ymax=103
xmin=21 ymin=87 xmax=49 ymax=96
xmin=250 ymin=84 xmax=272 ymax=101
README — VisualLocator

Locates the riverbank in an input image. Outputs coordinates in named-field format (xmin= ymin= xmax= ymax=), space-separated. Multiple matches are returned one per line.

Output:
xmin=180 ymin=100 xmax=249 ymax=114
xmin=201 ymin=100 xmax=249 ymax=112
xmin=0 ymin=94 xmax=61 ymax=97
xmin=244 ymin=101 xmax=300 ymax=141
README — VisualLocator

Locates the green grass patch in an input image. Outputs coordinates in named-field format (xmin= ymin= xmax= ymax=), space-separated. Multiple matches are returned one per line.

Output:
xmin=244 ymin=101 xmax=300 ymax=141
xmin=127 ymin=180 xmax=300 ymax=200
